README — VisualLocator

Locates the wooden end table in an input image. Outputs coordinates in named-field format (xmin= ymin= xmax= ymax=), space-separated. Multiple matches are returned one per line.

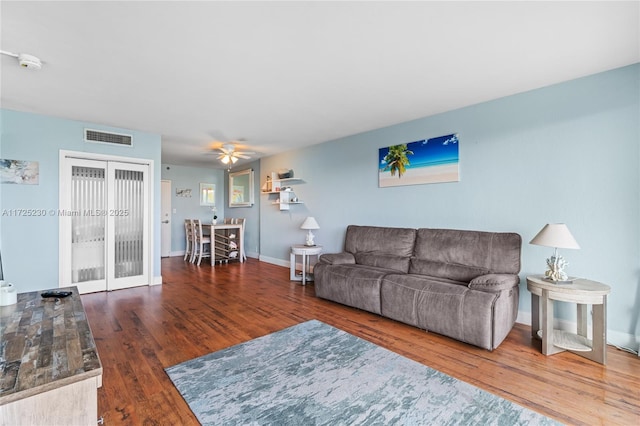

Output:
xmin=290 ymin=245 xmax=322 ymax=285
xmin=526 ymin=275 xmax=610 ymax=365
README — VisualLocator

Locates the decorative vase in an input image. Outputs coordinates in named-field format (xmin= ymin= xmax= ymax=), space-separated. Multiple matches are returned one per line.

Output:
xmin=212 ymin=218 xmax=217 ymax=225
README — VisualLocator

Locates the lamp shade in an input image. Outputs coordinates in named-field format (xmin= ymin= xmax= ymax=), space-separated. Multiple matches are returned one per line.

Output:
xmin=530 ymin=223 xmax=580 ymax=249
xmin=300 ymin=217 xmax=320 ymax=230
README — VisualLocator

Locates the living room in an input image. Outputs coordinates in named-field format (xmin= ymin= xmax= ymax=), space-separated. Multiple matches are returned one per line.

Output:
xmin=1 ymin=1 xmax=639 ymax=424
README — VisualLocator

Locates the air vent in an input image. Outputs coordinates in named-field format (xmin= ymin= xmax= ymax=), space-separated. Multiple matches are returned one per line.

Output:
xmin=84 ymin=129 xmax=133 ymax=146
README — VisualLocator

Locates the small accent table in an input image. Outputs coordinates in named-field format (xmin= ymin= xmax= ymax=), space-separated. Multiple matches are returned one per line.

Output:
xmin=526 ymin=275 xmax=610 ymax=365
xmin=290 ymin=245 xmax=323 ymax=285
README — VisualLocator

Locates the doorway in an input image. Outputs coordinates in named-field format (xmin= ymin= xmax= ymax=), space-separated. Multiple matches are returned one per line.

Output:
xmin=161 ymin=180 xmax=172 ymax=257
xmin=59 ymin=152 xmax=152 ymax=294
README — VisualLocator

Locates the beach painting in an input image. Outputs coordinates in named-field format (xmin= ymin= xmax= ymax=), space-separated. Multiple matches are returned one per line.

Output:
xmin=0 ymin=159 xmax=40 ymax=185
xmin=379 ymin=134 xmax=459 ymax=188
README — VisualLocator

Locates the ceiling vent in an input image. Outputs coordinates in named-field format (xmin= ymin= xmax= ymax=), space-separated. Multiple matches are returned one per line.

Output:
xmin=84 ymin=129 xmax=133 ymax=147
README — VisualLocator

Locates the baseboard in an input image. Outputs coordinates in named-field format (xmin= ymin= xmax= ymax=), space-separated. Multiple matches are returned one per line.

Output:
xmin=258 ymin=254 xmax=314 ymax=274
xmin=259 ymin=255 xmax=289 ymax=268
xmin=152 ymin=275 xmax=162 ymax=286
xmin=516 ymin=310 xmax=638 ymax=355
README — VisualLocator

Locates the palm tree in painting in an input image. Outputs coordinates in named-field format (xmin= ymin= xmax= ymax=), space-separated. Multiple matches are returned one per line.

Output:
xmin=383 ymin=144 xmax=413 ymax=178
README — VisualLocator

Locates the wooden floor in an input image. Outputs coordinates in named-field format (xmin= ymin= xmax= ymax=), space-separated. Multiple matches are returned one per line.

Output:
xmin=81 ymin=257 xmax=640 ymax=425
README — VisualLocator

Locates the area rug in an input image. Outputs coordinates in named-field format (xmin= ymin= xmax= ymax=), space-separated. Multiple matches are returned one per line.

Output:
xmin=166 ymin=320 xmax=559 ymax=425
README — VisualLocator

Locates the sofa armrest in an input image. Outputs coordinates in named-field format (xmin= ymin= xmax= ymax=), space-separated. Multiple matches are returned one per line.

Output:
xmin=469 ymin=274 xmax=520 ymax=292
xmin=319 ymin=252 xmax=356 ymax=265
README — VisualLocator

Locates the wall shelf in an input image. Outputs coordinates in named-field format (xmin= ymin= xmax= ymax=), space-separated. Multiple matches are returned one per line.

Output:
xmin=262 ymin=172 xmax=305 ymax=210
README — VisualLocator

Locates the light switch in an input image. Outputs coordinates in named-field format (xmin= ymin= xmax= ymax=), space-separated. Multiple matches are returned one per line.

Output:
xmin=173 ymin=208 xmax=177 ymax=214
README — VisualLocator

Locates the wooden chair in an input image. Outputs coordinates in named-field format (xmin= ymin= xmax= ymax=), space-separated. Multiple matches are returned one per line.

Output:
xmin=192 ymin=219 xmax=211 ymax=266
xmin=184 ymin=219 xmax=194 ymax=261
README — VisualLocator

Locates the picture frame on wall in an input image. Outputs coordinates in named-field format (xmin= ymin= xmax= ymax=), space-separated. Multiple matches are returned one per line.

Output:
xmin=229 ymin=169 xmax=255 ymax=208
xmin=0 ymin=159 xmax=39 ymax=185
xmin=199 ymin=183 xmax=215 ymax=206
xmin=378 ymin=134 xmax=459 ymax=188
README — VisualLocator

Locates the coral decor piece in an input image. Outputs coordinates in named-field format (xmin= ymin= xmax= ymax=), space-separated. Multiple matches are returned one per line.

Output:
xmin=545 ymin=254 xmax=569 ymax=282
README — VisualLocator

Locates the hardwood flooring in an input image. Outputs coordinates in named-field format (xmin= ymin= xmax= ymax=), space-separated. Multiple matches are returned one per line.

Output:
xmin=81 ymin=257 xmax=640 ymax=425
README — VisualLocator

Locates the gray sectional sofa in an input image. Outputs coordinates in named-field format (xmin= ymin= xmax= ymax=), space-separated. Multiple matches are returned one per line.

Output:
xmin=314 ymin=225 xmax=522 ymax=350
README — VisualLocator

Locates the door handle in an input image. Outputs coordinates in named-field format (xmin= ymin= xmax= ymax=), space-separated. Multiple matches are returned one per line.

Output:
xmin=162 ymin=220 xmax=170 ymax=224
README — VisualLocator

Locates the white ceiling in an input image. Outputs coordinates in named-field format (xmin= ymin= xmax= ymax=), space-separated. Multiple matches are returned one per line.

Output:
xmin=1 ymin=1 xmax=638 ymax=169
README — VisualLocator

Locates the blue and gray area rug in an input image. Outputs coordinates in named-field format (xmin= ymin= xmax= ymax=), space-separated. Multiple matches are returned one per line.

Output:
xmin=166 ymin=320 xmax=558 ymax=425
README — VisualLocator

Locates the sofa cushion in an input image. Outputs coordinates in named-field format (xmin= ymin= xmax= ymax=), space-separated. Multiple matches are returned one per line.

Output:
xmin=314 ymin=263 xmax=393 ymax=315
xmin=469 ymin=274 xmax=520 ymax=292
xmin=410 ymin=228 xmax=521 ymax=279
xmin=344 ymin=225 xmax=415 ymax=273
xmin=409 ymin=259 xmax=489 ymax=283
xmin=354 ymin=253 xmax=410 ymax=273
xmin=380 ymin=274 xmax=499 ymax=350
xmin=319 ymin=252 xmax=356 ymax=265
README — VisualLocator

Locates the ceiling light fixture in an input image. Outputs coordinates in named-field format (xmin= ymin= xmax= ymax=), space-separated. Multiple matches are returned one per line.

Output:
xmin=0 ymin=50 xmax=43 ymax=70
xmin=219 ymin=155 xmax=239 ymax=165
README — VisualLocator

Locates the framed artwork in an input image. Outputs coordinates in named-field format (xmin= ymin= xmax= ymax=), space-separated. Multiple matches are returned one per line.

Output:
xmin=176 ymin=188 xmax=192 ymax=197
xmin=378 ymin=134 xmax=459 ymax=188
xmin=199 ymin=183 xmax=215 ymax=206
xmin=0 ymin=159 xmax=39 ymax=185
xmin=229 ymin=169 xmax=254 ymax=208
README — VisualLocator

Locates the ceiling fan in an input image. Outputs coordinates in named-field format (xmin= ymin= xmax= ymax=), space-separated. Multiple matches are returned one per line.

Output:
xmin=215 ymin=143 xmax=256 ymax=167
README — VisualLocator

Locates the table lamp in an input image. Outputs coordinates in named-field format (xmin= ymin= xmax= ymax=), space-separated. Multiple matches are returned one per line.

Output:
xmin=300 ymin=217 xmax=320 ymax=246
xmin=530 ymin=223 xmax=580 ymax=283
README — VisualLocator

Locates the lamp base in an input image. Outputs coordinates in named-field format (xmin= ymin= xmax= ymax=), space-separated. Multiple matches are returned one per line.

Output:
xmin=304 ymin=230 xmax=315 ymax=247
xmin=542 ymin=276 xmax=577 ymax=284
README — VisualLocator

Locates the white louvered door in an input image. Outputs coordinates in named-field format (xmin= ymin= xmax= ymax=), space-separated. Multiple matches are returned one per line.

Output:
xmin=107 ymin=162 xmax=149 ymax=290
xmin=60 ymin=157 xmax=149 ymax=293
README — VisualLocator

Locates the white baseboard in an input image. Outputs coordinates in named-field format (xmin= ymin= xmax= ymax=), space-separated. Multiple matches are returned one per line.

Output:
xmin=152 ymin=275 xmax=162 ymax=286
xmin=258 ymin=254 xmax=313 ymax=273
xmin=259 ymin=255 xmax=289 ymax=268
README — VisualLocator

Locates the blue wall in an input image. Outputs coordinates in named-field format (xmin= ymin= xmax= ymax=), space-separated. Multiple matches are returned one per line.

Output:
xmin=2 ymin=65 xmax=637 ymax=347
xmin=160 ymin=161 xmax=261 ymax=258
xmin=160 ymin=164 xmax=225 ymax=254
xmin=260 ymin=64 xmax=640 ymax=346
xmin=224 ymin=160 xmax=261 ymax=258
xmin=0 ymin=109 xmax=162 ymax=291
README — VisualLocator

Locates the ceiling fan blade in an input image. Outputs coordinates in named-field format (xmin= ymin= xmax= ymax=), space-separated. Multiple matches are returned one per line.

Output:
xmin=234 ymin=151 xmax=256 ymax=156
xmin=234 ymin=154 xmax=251 ymax=159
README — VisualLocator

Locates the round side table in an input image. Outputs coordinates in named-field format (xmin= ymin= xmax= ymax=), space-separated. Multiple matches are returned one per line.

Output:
xmin=290 ymin=245 xmax=322 ymax=285
xmin=526 ymin=275 xmax=610 ymax=365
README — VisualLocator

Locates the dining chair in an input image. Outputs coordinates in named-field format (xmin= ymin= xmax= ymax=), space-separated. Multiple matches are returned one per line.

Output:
xmin=184 ymin=219 xmax=194 ymax=261
xmin=192 ymin=219 xmax=211 ymax=266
